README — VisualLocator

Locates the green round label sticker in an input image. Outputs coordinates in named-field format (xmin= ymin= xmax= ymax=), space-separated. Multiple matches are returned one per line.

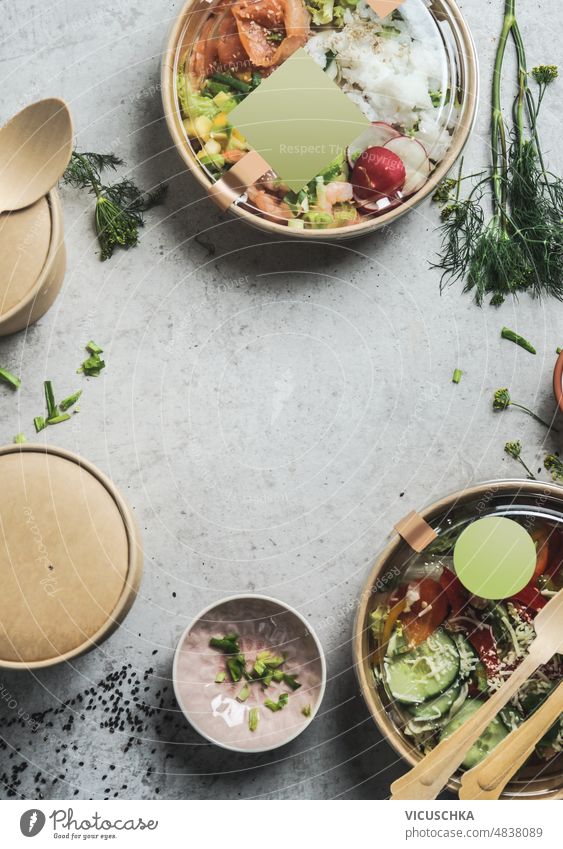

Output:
xmin=453 ymin=516 xmax=536 ymax=600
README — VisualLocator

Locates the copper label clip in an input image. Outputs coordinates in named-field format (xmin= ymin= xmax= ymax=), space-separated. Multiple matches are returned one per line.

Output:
xmin=208 ymin=150 xmax=271 ymax=212
xmin=394 ymin=510 xmax=437 ymax=553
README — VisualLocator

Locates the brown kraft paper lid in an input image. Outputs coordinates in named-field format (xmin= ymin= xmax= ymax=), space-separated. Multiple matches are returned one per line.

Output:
xmin=0 ymin=445 xmax=143 ymax=668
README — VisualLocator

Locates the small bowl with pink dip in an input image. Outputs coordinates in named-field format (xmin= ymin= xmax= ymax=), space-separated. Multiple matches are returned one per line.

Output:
xmin=173 ymin=594 xmax=326 ymax=753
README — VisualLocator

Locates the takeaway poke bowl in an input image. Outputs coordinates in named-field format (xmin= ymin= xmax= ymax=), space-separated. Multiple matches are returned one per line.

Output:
xmin=354 ymin=481 xmax=563 ymax=798
xmin=163 ymin=0 xmax=478 ymax=237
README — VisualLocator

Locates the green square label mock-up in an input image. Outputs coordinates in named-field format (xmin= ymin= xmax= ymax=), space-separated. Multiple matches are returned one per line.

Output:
xmin=229 ymin=48 xmax=371 ymax=192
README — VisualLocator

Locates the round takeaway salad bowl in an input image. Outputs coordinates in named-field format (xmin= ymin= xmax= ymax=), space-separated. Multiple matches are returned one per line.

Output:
xmin=353 ymin=480 xmax=563 ymax=798
xmin=162 ymin=0 xmax=478 ymax=238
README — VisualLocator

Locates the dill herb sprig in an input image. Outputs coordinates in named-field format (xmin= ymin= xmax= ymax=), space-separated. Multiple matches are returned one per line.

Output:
xmin=504 ymin=441 xmax=536 ymax=479
xmin=433 ymin=0 xmax=562 ymax=306
xmin=493 ymin=388 xmax=558 ymax=433
xmin=63 ymin=151 xmax=166 ymax=261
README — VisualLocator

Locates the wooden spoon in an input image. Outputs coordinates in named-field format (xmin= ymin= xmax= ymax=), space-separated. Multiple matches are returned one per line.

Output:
xmin=0 ymin=98 xmax=73 ymax=214
xmin=459 ymin=681 xmax=563 ymax=799
xmin=390 ymin=589 xmax=563 ymax=800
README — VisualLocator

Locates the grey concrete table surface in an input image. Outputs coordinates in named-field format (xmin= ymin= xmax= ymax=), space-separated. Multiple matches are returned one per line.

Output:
xmin=0 ymin=0 xmax=561 ymax=800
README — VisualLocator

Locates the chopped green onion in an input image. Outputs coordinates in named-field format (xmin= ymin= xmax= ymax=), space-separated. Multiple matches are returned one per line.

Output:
xmin=59 ymin=390 xmax=82 ymax=412
xmin=13 ymin=433 xmax=26 ymax=444
xmin=279 ymin=693 xmax=288 ymax=707
xmin=253 ymin=660 xmax=266 ymax=677
xmin=272 ymin=670 xmax=284 ymax=683
xmin=301 ymin=704 xmax=312 ymax=718
xmin=0 ymin=367 xmax=21 ymax=389
xmin=452 ymin=368 xmax=462 ymax=384
xmin=209 ymin=634 xmax=241 ymax=654
xmin=256 ymin=651 xmax=286 ymax=668
xmin=264 ymin=692 xmax=289 ymax=712
xmin=47 ymin=413 xmax=71 ymax=426
xmin=248 ymin=707 xmax=259 ymax=732
xmin=283 ymin=674 xmax=301 ymax=691
xmin=557 ymin=347 xmax=562 ymax=355
xmin=78 ymin=352 xmax=106 ymax=376
xmin=501 ymin=327 xmax=536 ymax=355
xmin=34 ymin=416 xmax=46 ymax=433
xmin=86 ymin=340 xmax=104 ymax=355
xmin=237 ymin=683 xmax=250 ymax=702
xmin=44 ymin=381 xmax=58 ymax=419
xmin=227 ymin=656 xmax=244 ymax=683
xmin=215 ymin=671 xmax=226 ymax=683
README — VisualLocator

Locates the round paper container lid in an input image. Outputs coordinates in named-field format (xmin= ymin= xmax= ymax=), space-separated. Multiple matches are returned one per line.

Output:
xmin=0 ymin=197 xmax=51 ymax=317
xmin=0 ymin=445 xmax=142 ymax=667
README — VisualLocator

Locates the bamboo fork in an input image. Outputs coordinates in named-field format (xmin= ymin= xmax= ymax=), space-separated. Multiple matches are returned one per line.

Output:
xmin=390 ymin=590 xmax=563 ymax=800
xmin=458 ymin=681 xmax=563 ymax=799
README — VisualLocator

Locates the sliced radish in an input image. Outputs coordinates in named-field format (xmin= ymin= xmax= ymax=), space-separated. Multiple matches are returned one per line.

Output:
xmin=347 ymin=122 xmax=401 ymax=169
xmin=351 ymin=147 xmax=406 ymax=203
xmin=384 ymin=136 xmax=431 ymax=196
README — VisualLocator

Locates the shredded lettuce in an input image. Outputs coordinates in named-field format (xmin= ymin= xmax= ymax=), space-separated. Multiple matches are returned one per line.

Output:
xmin=177 ymin=72 xmax=218 ymax=120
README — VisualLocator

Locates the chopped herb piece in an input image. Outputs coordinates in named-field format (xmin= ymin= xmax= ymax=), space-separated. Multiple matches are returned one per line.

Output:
xmin=0 ymin=367 xmax=21 ymax=389
xmin=283 ymin=674 xmax=301 ymax=691
xmin=13 ymin=433 xmax=26 ymax=444
xmin=256 ymin=651 xmax=286 ymax=668
xmin=34 ymin=416 xmax=46 ymax=433
xmin=301 ymin=704 xmax=312 ymax=718
xmin=265 ymin=692 xmax=289 ymax=712
xmin=272 ymin=670 xmax=284 ymax=683
xmin=429 ymin=89 xmax=442 ymax=107
xmin=47 ymin=413 xmax=71 ymax=426
xmin=59 ymin=390 xmax=82 ymax=412
xmin=44 ymin=381 xmax=58 ymax=419
xmin=262 ymin=670 xmax=273 ymax=688
xmin=248 ymin=707 xmax=259 ymax=732
xmin=544 ymin=454 xmax=563 ymax=482
xmin=265 ymin=30 xmax=283 ymax=43
xmin=452 ymin=368 xmax=463 ymax=384
xmin=253 ymin=660 xmax=266 ymax=677
xmin=557 ymin=347 xmax=562 ymax=355
xmin=227 ymin=656 xmax=245 ymax=683
xmin=501 ymin=327 xmax=536 ymax=354
xmin=237 ymin=683 xmax=250 ymax=702
xmin=79 ymin=352 xmax=106 ymax=377
xmin=86 ymin=340 xmax=104 ymax=355
xmin=209 ymin=634 xmax=241 ymax=654
xmin=215 ymin=671 xmax=226 ymax=683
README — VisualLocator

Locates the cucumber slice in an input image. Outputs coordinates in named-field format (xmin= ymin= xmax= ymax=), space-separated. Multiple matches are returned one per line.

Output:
xmin=440 ymin=699 xmax=509 ymax=768
xmin=384 ymin=630 xmax=459 ymax=705
xmin=409 ymin=683 xmax=461 ymax=721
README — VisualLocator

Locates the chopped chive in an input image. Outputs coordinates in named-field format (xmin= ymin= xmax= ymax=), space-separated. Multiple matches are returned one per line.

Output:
xmin=59 ymin=390 xmax=82 ymax=412
xmin=264 ymin=692 xmax=289 ymax=712
xmin=227 ymin=656 xmax=244 ymax=683
xmin=86 ymin=340 xmax=104 ymax=355
xmin=237 ymin=683 xmax=250 ymax=702
xmin=44 ymin=380 xmax=58 ymax=419
xmin=215 ymin=671 xmax=226 ymax=684
xmin=452 ymin=368 xmax=462 ymax=384
xmin=34 ymin=416 xmax=46 ymax=433
xmin=13 ymin=433 xmax=26 ymax=444
xmin=0 ymin=367 xmax=21 ymax=389
xmin=301 ymin=704 xmax=312 ymax=717
xmin=283 ymin=674 xmax=301 ymax=691
xmin=209 ymin=634 xmax=241 ymax=654
xmin=248 ymin=707 xmax=259 ymax=732
xmin=46 ymin=413 xmax=71 ymax=426
xmin=501 ymin=327 xmax=536 ymax=355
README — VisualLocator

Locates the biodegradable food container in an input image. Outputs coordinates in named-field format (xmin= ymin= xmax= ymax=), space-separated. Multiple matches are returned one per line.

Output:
xmin=353 ymin=480 xmax=563 ymax=799
xmin=162 ymin=0 xmax=478 ymax=239
xmin=0 ymin=445 xmax=143 ymax=669
xmin=0 ymin=188 xmax=65 ymax=336
xmin=174 ymin=594 xmax=326 ymax=752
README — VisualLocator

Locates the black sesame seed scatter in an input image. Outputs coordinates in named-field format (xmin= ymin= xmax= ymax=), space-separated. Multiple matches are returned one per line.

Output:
xmin=0 ymin=662 xmax=188 ymax=800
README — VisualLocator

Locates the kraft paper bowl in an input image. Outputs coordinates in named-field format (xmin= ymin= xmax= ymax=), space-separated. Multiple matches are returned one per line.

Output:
xmin=162 ymin=0 xmax=479 ymax=240
xmin=353 ymin=480 xmax=563 ymax=798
